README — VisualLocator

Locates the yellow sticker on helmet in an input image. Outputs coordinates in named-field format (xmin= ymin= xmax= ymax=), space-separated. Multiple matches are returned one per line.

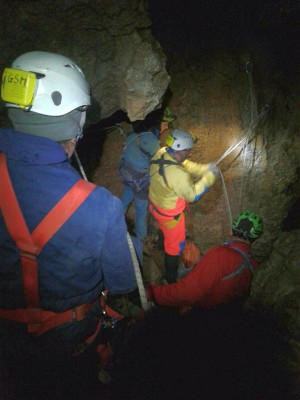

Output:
xmin=165 ymin=134 xmax=175 ymax=147
xmin=1 ymin=68 xmax=37 ymax=108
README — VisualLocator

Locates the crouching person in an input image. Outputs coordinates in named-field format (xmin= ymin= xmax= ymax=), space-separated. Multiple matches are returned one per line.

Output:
xmin=149 ymin=211 xmax=263 ymax=309
xmin=0 ymin=51 xmax=141 ymax=399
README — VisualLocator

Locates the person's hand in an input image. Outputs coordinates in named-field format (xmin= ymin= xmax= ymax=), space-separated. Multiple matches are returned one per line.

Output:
xmin=208 ymin=163 xmax=220 ymax=178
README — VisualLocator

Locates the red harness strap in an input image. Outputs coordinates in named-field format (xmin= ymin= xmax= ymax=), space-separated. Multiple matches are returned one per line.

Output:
xmin=0 ymin=152 xmax=97 ymax=335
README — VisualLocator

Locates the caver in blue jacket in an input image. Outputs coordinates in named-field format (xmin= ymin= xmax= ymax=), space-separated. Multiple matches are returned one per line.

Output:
xmin=0 ymin=50 xmax=143 ymax=397
xmin=0 ymin=128 xmax=140 ymax=312
xmin=119 ymin=131 xmax=160 ymax=240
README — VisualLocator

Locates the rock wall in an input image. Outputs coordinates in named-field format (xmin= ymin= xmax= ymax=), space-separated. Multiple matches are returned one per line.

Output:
xmin=89 ymin=48 xmax=299 ymax=381
xmin=164 ymin=51 xmax=300 ymax=380
xmin=0 ymin=0 xmax=170 ymax=123
xmin=166 ymin=51 xmax=299 ymax=260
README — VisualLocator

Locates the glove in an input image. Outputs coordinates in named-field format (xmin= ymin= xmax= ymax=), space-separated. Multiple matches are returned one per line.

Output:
xmin=208 ymin=163 xmax=220 ymax=178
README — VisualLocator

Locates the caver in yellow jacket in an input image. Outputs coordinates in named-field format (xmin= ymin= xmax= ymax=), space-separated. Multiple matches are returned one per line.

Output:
xmin=149 ymin=129 xmax=219 ymax=283
xmin=149 ymin=147 xmax=216 ymax=216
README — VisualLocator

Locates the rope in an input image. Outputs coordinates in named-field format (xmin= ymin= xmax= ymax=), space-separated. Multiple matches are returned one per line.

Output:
xmin=219 ymin=169 xmax=233 ymax=232
xmin=239 ymin=61 xmax=257 ymax=211
xmin=126 ymin=232 xmax=151 ymax=311
xmin=246 ymin=61 xmax=258 ymax=123
xmin=74 ymin=149 xmax=88 ymax=181
xmin=73 ymin=143 xmax=149 ymax=311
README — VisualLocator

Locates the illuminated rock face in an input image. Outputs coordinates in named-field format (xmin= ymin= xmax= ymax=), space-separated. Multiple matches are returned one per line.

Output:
xmin=166 ymin=52 xmax=299 ymax=259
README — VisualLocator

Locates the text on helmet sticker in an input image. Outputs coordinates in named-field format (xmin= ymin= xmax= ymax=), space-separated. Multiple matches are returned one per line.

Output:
xmin=1 ymin=68 xmax=37 ymax=108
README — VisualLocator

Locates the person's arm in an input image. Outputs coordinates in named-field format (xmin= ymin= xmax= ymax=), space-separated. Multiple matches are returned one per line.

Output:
xmin=181 ymin=160 xmax=219 ymax=201
xmin=182 ymin=159 xmax=210 ymax=178
xmin=150 ymin=249 xmax=220 ymax=307
xmin=168 ymin=166 xmax=217 ymax=203
xmin=100 ymin=196 xmax=139 ymax=294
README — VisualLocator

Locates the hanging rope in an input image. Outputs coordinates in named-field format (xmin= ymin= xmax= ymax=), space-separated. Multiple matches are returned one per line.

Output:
xmin=219 ymin=169 xmax=233 ymax=232
xmin=126 ymin=232 xmax=151 ymax=311
xmin=74 ymin=149 xmax=88 ymax=181
xmin=201 ymin=61 xmax=269 ymax=237
xmin=246 ymin=61 xmax=258 ymax=123
xmin=238 ymin=61 xmax=257 ymax=211
xmin=73 ymin=139 xmax=149 ymax=312
xmin=215 ymin=105 xmax=269 ymax=168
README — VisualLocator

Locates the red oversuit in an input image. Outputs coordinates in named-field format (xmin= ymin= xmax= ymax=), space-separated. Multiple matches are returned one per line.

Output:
xmin=150 ymin=241 xmax=257 ymax=308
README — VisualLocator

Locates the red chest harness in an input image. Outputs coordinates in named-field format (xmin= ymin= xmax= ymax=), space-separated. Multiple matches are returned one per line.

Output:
xmin=0 ymin=152 xmax=101 ymax=336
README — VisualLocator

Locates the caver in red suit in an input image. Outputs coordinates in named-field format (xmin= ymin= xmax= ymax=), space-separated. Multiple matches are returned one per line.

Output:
xmin=150 ymin=211 xmax=264 ymax=309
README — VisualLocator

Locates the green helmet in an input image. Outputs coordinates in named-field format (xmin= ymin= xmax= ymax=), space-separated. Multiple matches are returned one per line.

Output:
xmin=232 ymin=211 xmax=263 ymax=242
xmin=161 ymin=106 xmax=176 ymax=122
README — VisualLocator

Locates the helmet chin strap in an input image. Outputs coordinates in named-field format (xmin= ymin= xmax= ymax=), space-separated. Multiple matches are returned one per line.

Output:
xmin=173 ymin=149 xmax=188 ymax=163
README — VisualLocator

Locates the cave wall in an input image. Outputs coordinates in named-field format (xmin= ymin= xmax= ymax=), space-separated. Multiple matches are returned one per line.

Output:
xmin=89 ymin=46 xmax=300 ymax=380
xmin=164 ymin=54 xmax=300 ymax=376
xmin=167 ymin=52 xmax=299 ymax=259
xmin=0 ymin=0 xmax=170 ymax=123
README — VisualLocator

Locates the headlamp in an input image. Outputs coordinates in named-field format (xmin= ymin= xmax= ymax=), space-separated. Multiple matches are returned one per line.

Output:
xmin=1 ymin=68 xmax=37 ymax=109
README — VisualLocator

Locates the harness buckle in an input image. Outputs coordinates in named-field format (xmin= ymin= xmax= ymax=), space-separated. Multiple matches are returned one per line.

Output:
xmin=19 ymin=242 xmax=40 ymax=259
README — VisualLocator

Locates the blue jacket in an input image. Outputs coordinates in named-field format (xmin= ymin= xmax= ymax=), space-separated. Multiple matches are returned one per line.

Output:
xmin=0 ymin=128 xmax=140 ymax=312
xmin=122 ymin=131 xmax=160 ymax=170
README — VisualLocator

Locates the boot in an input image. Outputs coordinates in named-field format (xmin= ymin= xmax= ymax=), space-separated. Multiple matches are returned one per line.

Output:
xmin=164 ymin=253 xmax=179 ymax=283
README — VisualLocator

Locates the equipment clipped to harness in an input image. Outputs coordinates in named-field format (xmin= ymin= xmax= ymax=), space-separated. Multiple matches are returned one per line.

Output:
xmin=119 ymin=158 xmax=150 ymax=192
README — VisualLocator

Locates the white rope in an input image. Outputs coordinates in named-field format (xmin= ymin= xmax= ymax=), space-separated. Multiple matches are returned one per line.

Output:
xmin=74 ymin=144 xmax=149 ymax=311
xmin=246 ymin=61 xmax=258 ymax=123
xmin=219 ymin=169 xmax=233 ymax=232
xmin=239 ymin=61 xmax=258 ymax=211
xmin=215 ymin=136 xmax=248 ymax=166
xmin=73 ymin=149 xmax=88 ymax=181
xmin=126 ymin=232 xmax=151 ymax=311
xmin=215 ymin=106 xmax=269 ymax=167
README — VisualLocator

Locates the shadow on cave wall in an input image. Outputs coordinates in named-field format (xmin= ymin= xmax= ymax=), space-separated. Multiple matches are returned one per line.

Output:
xmin=282 ymin=198 xmax=300 ymax=232
xmin=71 ymin=110 xmax=130 ymax=180
xmin=72 ymin=91 xmax=174 ymax=181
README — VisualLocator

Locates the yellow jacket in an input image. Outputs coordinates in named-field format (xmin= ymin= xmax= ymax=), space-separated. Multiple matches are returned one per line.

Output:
xmin=149 ymin=147 xmax=216 ymax=214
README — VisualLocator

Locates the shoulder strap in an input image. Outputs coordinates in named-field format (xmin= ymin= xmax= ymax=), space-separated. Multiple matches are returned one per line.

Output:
xmin=0 ymin=152 xmax=96 ymax=307
xmin=150 ymin=154 xmax=178 ymax=186
xmin=32 ymin=179 xmax=96 ymax=248
xmin=222 ymin=244 xmax=253 ymax=281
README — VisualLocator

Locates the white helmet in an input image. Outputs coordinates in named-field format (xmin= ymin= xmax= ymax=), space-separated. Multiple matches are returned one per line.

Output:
xmin=165 ymin=129 xmax=194 ymax=151
xmin=3 ymin=51 xmax=90 ymax=116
